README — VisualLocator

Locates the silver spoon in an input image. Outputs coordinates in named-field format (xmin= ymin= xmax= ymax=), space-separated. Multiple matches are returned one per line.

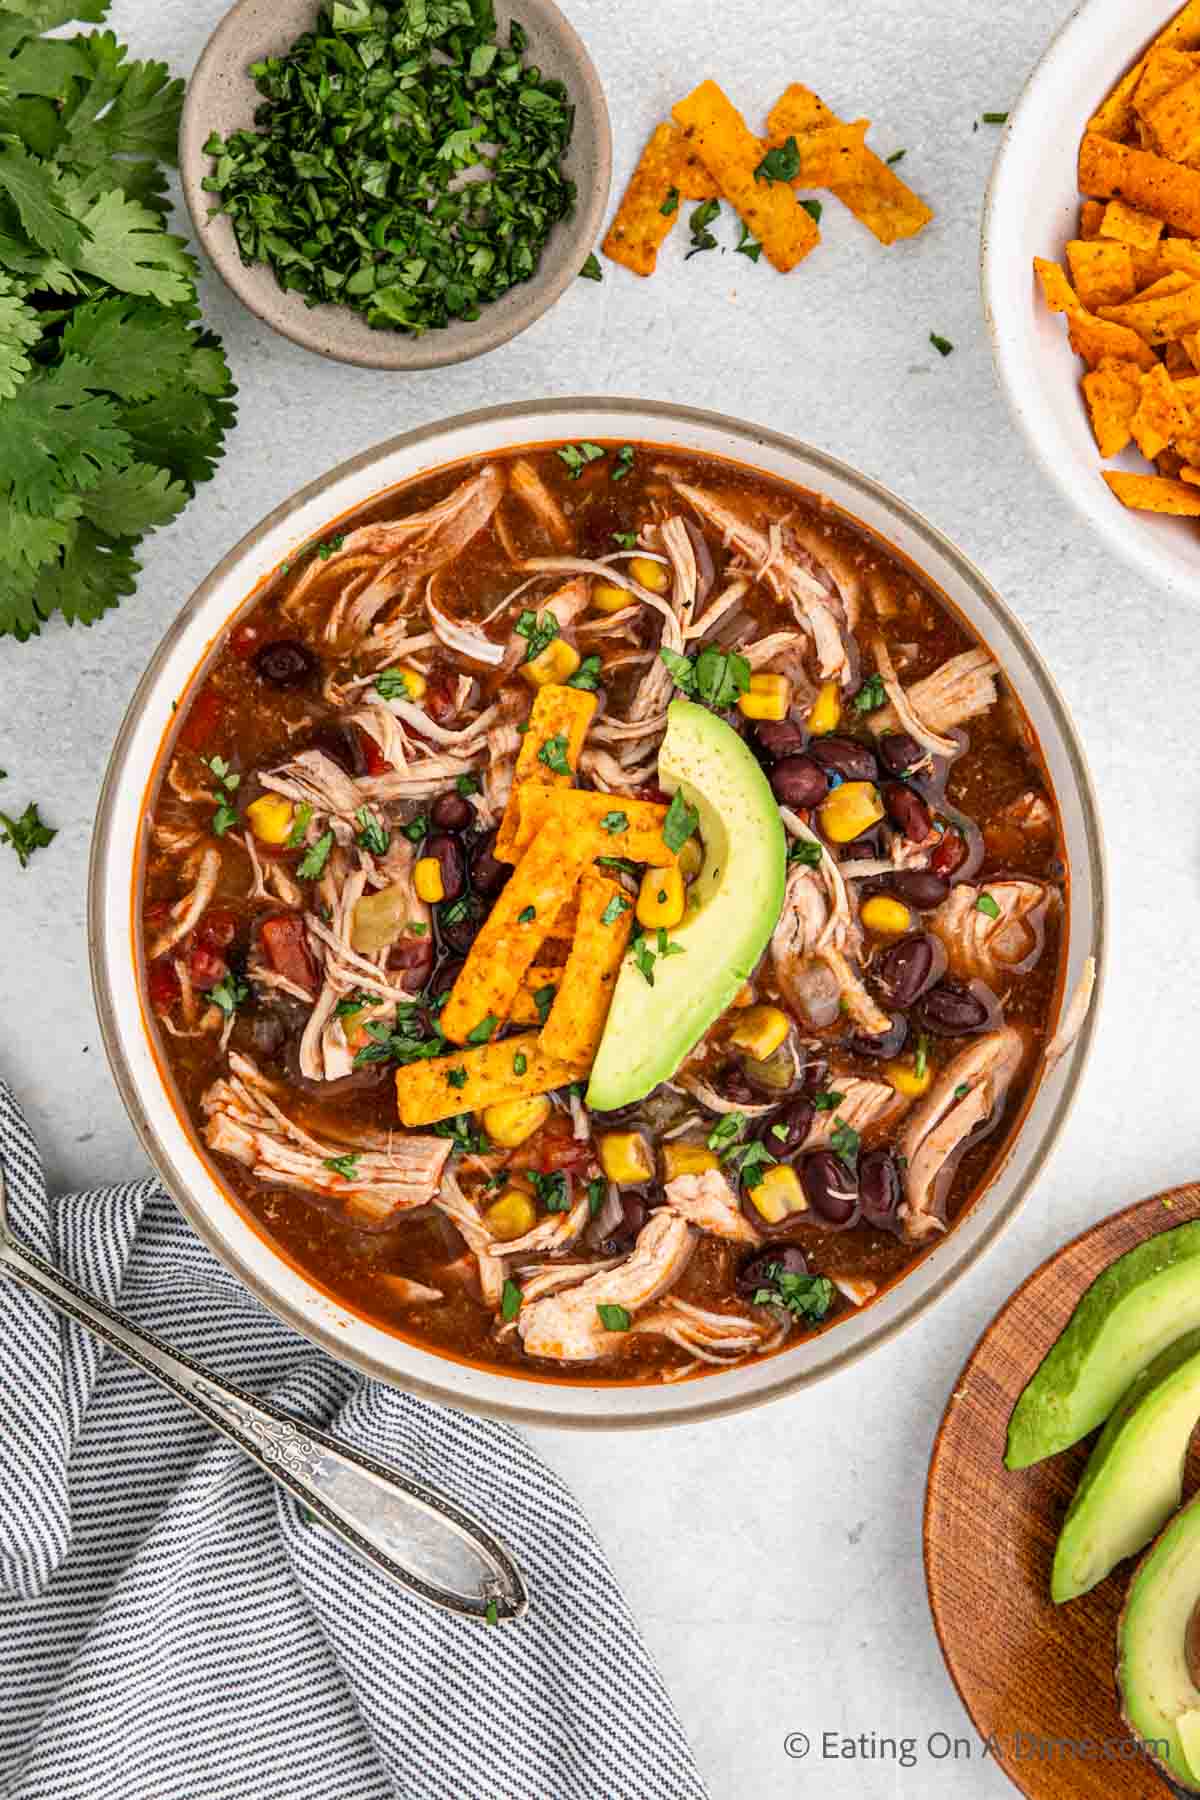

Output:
xmin=0 ymin=1159 xmax=527 ymax=1622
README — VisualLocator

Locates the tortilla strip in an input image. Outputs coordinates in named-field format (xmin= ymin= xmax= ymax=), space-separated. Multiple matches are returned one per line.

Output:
xmin=1080 ymin=199 xmax=1106 ymax=237
xmin=502 ymin=786 xmax=673 ymax=866
xmin=394 ymin=1033 xmax=582 ymax=1129
xmin=1130 ymin=361 xmax=1190 ymax=457
xmin=510 ymin=965 xmax=564 ymax=1027
xmin=440 ymin=828 xmax=592 ymax=1044
xmin=1098 ymin=280 xmax=1200 ymax=342
xmin=1141 ymin=65 xmax=1200 ymax=163
xmin=765 ymin=83 xmax=933 ymax=244
xmin=1065 ymin=238 xmax=1136 ymax=307
xmin=1033 ymin=257 xmax=1077 ymax=313
xmin=671 ymin=80 xmax=820 ymax=273
xmin=493 ymin=680 xmax=596 ymax=862
xmin=1103 ymin=468 xmax=1200 ymax=513
xmin=1099 ymin=197 xmax=1165 ymax=246
xmin=1079 ymin=132 xmax=1200 ymax=237
xmin=540 ymin=873 xmax=635 ymax=1067
xmin=602 ymin=121 xmax=719 ymax=276
xmin=1066 ymin=305 xmax=1159 ymax=370
xmin=1081 ymin=358 xmax=1143 ymax=456
xmin=1087 ymin=1 xmax=1200 ymax=141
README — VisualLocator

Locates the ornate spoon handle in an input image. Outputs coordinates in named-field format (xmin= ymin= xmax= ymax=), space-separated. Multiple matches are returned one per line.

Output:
xmin=0 ymin=1208 xmax=526 ymax=1621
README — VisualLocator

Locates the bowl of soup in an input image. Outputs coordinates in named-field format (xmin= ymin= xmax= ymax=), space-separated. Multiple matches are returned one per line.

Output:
xmin=89 ymin=400 xmax=1105 ymax=1427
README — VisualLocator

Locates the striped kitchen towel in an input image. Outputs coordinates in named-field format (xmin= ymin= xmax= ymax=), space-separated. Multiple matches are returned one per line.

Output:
xmin=0 ymin=1083 xmax=709 ymax=1800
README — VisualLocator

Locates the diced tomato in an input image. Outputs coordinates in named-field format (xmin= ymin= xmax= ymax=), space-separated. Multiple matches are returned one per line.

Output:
xmin=229 ymin=621 xmax=265 ymax=659
xmin=636 ymin=784 xmax=670 ymax=806
xmin=423 ymin=673 xmax=458 ymax=724
xmin=177 ymin=685 xmax=225 ymax=753
xmin=356 ymin=726 xmax=392 ymax=776
xmin=187 ymin=945 xmax=227 ymax=989
xmin=930 ymin=828 xmax=967 ymax=879
xmin=147 ymin=960 xmax=181 ymax=1013
xmin=198 ymin=907 xmax=238 ymax=950
xmin=510 ymin=1116 xmax=592 ymax=1176
xmin=260 ymin=912 xmax=318 ymax=995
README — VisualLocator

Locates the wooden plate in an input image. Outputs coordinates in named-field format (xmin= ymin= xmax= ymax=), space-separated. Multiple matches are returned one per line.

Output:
xmin=925 ymin=1183 xmax=1200 ymax=1800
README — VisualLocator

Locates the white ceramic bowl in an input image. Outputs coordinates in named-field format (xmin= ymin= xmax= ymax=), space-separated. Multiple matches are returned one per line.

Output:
xmin=89 ymin=400 xmax=1105 ymax=1429
xmin=983 ymin=0 xmax=1200 ymax=595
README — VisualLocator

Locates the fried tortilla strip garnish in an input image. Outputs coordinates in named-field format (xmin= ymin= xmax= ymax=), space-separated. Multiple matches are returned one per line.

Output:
xmin=1141 ymin=65 xmax=1200 ymax=163
xmin=541 ymin=872 xmax=635 ymax=1067
xmin=1066 ymin=304 xmax=1159 ymax=370
xmin=394 ymin=1033 xmax=582 ymax=1128
xmin=1080 ymin=198 xmax=1106 ymax=237
xmin=671 ymin=80 xmax=820 ymax=273
xmin=602 ymin=122 xmax=719 ymax=276
xmin=765 ymin=83 xmax=933 ymax=244
xmin=1099 ymin=197 xmax=1165 ymax=246
xmin=1033 ymin=257 xmax=1077 ymax=313
xmin=1079 ymin=131 xmax=1200 ymax=237
xmin=1103 ymin=468 xmax=1200 ymax=513
xmin=1130 ymin=360 xmax=1191 ymax=457
xmin=1087 ymin=1 xmax=1200 ymax=141
xmin=493 ymin=681 xmax=597 ymax=862
xmin=509 ymin=964 xmax=564 ymax=1027
xmin=1098 ymin=278 xmax=1200 ymax=342
xmin=440 ymin=828 xmax=593 ymax=1043
xmin=1081 ymin=357 xmax=1144 ymax=456
xmin=504 ymin=786 xmax=673 ymax=866
xmin=1065 ymin=237 xmax=1137 ymax=307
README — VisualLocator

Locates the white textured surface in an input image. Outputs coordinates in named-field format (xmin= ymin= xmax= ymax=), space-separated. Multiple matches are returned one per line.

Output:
xmin=0 ymin=0 xmax=1187 ymax=1794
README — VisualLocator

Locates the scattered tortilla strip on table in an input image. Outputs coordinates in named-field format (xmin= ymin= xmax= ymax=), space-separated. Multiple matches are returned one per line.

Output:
xmin=493 ymin=680 xmax=596 ymax=861
xmin=1097 ymin=279 xmax=1200 ymax=342
xmin=440 ymin=828 xmax=592 ymax=1043
xmin=774 ymin=120 xmax=871 ymax=187
xmin=1065 ymin=237 xmax=1137 ymax=307
xmin=1087 ymin=1 xmax=1200 ymax=141
xmin=602 ymin=121 xmax=718 ymax=275
xmin=1079 ymin=132 xmax=1200 ymax=237
xmin=1033 ymin=257 xmax=1077 ymax=312
xmin=1099 ymin=198 xmax=1165 ymax=246
xmin=394 ymin=1033 xmax=583 ymax=1129
xmin=1081 ymin=358 xmax=1143 ymax=456
xmin=1066 ymin=305 xmax=1159 ymax=369
xmin=503 ymin=786 xmax=673 ymax=866
xmin=765 ymin=83 xmax=933 ymax=243
xmin=1103 ymin=468 xmax=1200 ymax=512
xmin=671 ymin=80 xmax=820 ymax=273
xmin=540 ymin=872 xmax=635 ymax=1067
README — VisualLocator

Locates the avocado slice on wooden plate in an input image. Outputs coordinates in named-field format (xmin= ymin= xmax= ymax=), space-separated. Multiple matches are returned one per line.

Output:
xmin=1006 ymin=1221 xmax=1200 ymax=1469
xmin=1118 ymin=1493 xmax=1200 ymax=1793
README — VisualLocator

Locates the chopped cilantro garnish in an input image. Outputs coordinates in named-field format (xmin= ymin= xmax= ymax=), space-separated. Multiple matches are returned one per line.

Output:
xmin=707 ymin=1112 xmax=747 ymax=1152
xmin=579 ymin=253 xmax=603 ymax=281
xmin=982 ymin=111 xmax=1009 ymax=124
xmin=401 ymin=814 xmax=428 ymax=844
xmin=659 ymin=643 xmax=749 ymax=710
xmin=611 ymin=530 xmax=638 ymax=549
xmin=686 ymin=198 xmax=721 ymax=257
xmin=597 ymin=1303 xmax=632 ymax=1332
xmin=538 ymin=733 xmax=572 ymax=775
xmin=513 ymin=1052 xmax=528 ymax=1076
xmin=914 ymin=1034 xmax=930 ymax=1081
xmin=930 ymin=332 xmax=954 ymax=357
xmin=373 ymin=668 xmax=411 ymax=701
xmin=514 ymin=608 xmax=560 ymax=662
xmin=755 ymin=136 xmax=801 ymax=183
xmin=812 ymin=1089 xmax=845 ymax=1112
xmin=788 ymin=839 xmax=823 ymax=867
xmin=752 ymin=1265 xmax=835 ymax=1324
xmin=799 ymin=197 xmax=822 ymax=223
xmin=587 ymin=1177 xmax=606 ymax=1217
xmin=954 ymin=1082 xmax=971 ymax=1100
xmin=556 ymin=441 xmax=605 ymax=479
xmin=566 ymin=654 xmax=603 ymax=691
xmin=285 ymin=801 xmax=313 ymax=849
xmin=601 ymin=810 xmax=629 ymax=834
xmin=976 ymin=892 xmax=1001 ymax=919
xmin=456 ymin=773 xmax=480 ymax=798
xmin=355 ymin=806 xmax=389 ymax=856
xmin=446 ymin=1067 xmax=468 ymax=1090
xmin=323 ymin=1154 xmax=359 ymax=1181
xmin=530 ymin=1169 xmax=570 ymax=1212
xmin=829 ymin=1119 xmax=861 ymax=1168
xmin=533 ymin=984 xmax=557 ymax=1025
xmin=851 ymin=673 xmax=887 ymax=715
xmin=208 ymin=973 xmax=249 ymax=1017
xmin=600 ymin=892 xmax=632 ymax=927
xmin=500 ymin=1279 xmax=522 ymax=1322
xmin=660 ymin=186 xmax=680 ymax=217
xmin=886 ymin=148 xmax=907 ymax=165
xmin=202 ymin=755 xmax=241 ymax=838
xmin=662 ymin=789 xmax=699 ymax=853
xmin=466 ymin=1014 xmax=498 ymax=1044
xmin=631 ymin=933 xmax=657 ymax=985
xmin=735 ymin=222 xmax=763 ymax=260
xmin=297 ymin=830 xmax=334 ymax=880
xmin=518 ymin=905 xmax=536 ymax=924
xmin=611 ymin=445 xmax=635 ymax=482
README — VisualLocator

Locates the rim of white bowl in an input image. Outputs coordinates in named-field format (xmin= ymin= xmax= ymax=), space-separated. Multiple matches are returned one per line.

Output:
xmin=89 ymin=398 xmax=1107 ymax=1429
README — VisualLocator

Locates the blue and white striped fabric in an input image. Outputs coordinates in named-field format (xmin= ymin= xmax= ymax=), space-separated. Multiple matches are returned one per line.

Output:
xmin=0 ymin=1083 xmax=709 ymax=1800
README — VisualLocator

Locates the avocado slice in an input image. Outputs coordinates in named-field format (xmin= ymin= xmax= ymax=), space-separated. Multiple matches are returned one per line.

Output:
xmin=1052 ymin=1328 xmax=1200 ymax=1603
xmin=586 ymin=699 xmax=787 ymax=1111
xmin=1118 ymin=1494 xmax=1200 ymax=1793
xmin=1006 ymin=1221 xmax=1200 ymax=1469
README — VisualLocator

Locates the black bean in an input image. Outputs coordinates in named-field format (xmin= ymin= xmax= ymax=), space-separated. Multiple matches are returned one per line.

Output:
xmin=430 ymin=791 xmax=474 ymax=832
xmin=759 ymin=1099 xmax=814 ymax=1158
xmin=916 ymin=981 xmax=991 ymax=1036
xmin=809 ymin=736 xmax=879 ymax=782
xmin=887 ymin=870 xmax=950 ymax=910
xmin=308 ymin=723 xmax=366 ymax=776
xmin=859 ymin=1149 xmax=902 ymax=1230
xmin=754 ymin=718 xmax=807 ymax=760
xmin=471 ymin=836 xmax=511 ymax=899
xmin=431 ymin=959 xmax=465 ymax=1002
xmin=801 ymin=1151 xmax=860 ymax=1226
xmin=872 ymin=934 xmax=941 ymax=1009
xmin=801 ymin=1050 xmax=831 ymax=1095
xmin=253 ymin=639 xmax=318 ymax=689
xmin=882 ymin=780 xmax=933 ymax=842
xmin=845 ymin=1015 xmax=909 ymax=1060
xmin=878 ymin=733 xmax=924 ymax=777
xmin=425 ymin=833 xmax=466 ymax=903
xmin=737 ymin=1244 xmax=808 ymax=1299
xmin=602 ymin=1190 xmax=649 ymax=1255
xmin=841 ymin=827 xmax=885 ymax=862
xmin=438 ymin=912 xmax=479 ymax=955
xmin=770 ymin=755 xmax=829 ymax=809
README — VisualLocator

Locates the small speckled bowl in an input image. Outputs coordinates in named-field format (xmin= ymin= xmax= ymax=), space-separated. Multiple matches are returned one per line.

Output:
xmin=179 ymin=0 xmax=611 ymax=371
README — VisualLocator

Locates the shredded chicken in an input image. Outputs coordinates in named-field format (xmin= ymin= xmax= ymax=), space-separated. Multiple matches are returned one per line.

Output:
xmin=508 ymin=457 xmax=573 ymax=548
xmin=633 ymin=1296 xmax=784 ymax=1369
xmin=771 ymin=821 xmax=891 ymax=1035
xmin=149 ymin=846 xmax=221 ymax=958
xmin=870 ymin=636 xmax=959 ymax=759
xmin=871 ymin=647 xmax=998 ymax=739
xmin=1047 ymin=955 xmax=1096 ymax=1067
xmin=897 ymin=1029 xmax=1025 ymax=1242
xmin=259 ymin=749 xmax=363 ymax=829
xmin=662 ymin=1169 xmax=761 ymax=1243
xmin=492 ymin=1193 xmax=591 ymax=1259
xmin=930 ymin=881 xmax=1059 ymax=984
xmin=435 ymin=1170 xmax=505 ymax=1309
xmin=518 ymin=1211 xmax=695 ymax=1361
xmin=805 ymin=1079 xmax=907 ymax=1146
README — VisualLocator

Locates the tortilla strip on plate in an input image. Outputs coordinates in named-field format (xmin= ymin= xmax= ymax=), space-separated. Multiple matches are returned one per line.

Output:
xmin=493 ymin=680 xmax=596 ymax=862
xmin=440 ymin=827 xmax=592 ymax=1043
xmin=541 ymin=872 xmax=635 ymax=1067
xmin=671 ymin=80 xmax=820 ymax=273
xmin=1079 ymin=131 xmax=1200 ymax=237
xmin=1103 ymin=468 xmax=1200 ymax=513
xmin=501 ymin=786 xmax=673 ymax=866
xmin=1087 ymin=0 xmax=1200 ymax=141
xmin=1097 ymin=279 xmax=1200 ymax=343
xmin=1033 ymin=257 xmax=1078 ymax=313
xmin=602 ymin=121 xmax=718 ymax=276
xmin=1065 ymin=238 xmax=1136 ymax=308
xmin=1099 ymin=198 xmax=1165 ymax=247
xmin=765 ymin=83 xmax=933 ymax=244
xmin=1081 ymin=358 xmax=1143 ymax=456
xmin=1066 ymin=304 xmax=1159 ymax=370
xmin=394 ymin=1033 xmax=582 ymax=1128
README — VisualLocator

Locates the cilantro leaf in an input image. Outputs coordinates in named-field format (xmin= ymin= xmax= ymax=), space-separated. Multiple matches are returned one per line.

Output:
xmin=0 ymin=796 xmax=55 ymax=867
xmin=662 ymin=789 xmax=699 ymax=853
xmin=693 ymin=644 xmax=750 ymax=710
xmin=297 ymin=830 xmax=334 ymax=880
xmin=0 ymin=142 xmax=85 ymax=261
xmin=537 ymin=733 xmax=572 ymax=776
xmin=660 ymin=646 xmax=696 ymax=695
xmin=597 ymin=1303 xmax=631 ymax=1332
xmin=686 ymin=198 xmax=720 ymax=258
xmin=752 ymin=1266 xmax=835 ymax=1324
xmin=578 ymin=252 xmax=602 ymax=281
xmin=565 ymin=653 xmax=602 ymax=691
xmin=755 ymin=136 xmax=801 ymax=183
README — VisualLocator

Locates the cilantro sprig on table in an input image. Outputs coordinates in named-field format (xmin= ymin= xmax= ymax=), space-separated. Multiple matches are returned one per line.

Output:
xmin=0 ymin=2 xmax=235 ymax=640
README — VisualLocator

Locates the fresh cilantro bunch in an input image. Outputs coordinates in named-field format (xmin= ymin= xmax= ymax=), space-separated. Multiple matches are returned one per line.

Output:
xmin=201 ymin=0 xmax=575 ymax=335
xmin=0 ymin=0 xmax=235 ymax=639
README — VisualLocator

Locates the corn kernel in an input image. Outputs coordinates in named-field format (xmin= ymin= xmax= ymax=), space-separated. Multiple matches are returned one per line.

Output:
xmin=860 ymin=895 xmax=913 ymax=936
xmin=677 ymin=837 xmax=703 ymax=881
xmin=597 ymin=1131 xmax=654 ymax=1185
xmin=661 ymin=1142 xmax=720 ymax=1181
xmin=629 ymin=555 xmax=670 ymax=593
xmin=484 ymin=1188 xmax=538 ymax=1241
xmin=738 ymin=673 xmax=792 ymax=723
xmin=414 ymin=856 xmax=445 ymax=904
xmin=246 ymin=793 xmax=296 ymax=846
xmin=819 ymin=780 xmax=884 ymax=844
xmin=807 ymin=679 xmax=842 ymax=735
xmin=749 ymin=1164 xmax=807 ymax=1225
xmin=884 ymin=1057 xmax=934 ymax=1099
xmin=481 ymin=1094 xmax=552 ymax=1148
xmin=396 ymin=664 xmax=427 ymax=702
xmin=636 ymin=864 xmax=685 ymax=929
xmin=591 ymin=582 xmax=630 ymax=614
xmin=522 ymin=637 xmax=581 ymax=689
xmin=727 ymin=1004 xmax=791 ymax=1061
